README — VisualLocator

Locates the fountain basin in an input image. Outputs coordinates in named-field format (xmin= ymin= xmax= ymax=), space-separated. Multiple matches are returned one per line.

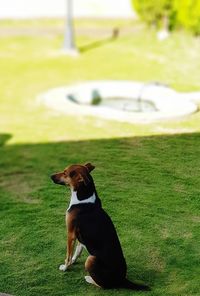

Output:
xmin=38 ymin=81 xmax=199 ymax=123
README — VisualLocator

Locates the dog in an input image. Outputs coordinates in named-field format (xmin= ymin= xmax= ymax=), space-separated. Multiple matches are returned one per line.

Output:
xmin=51 ymin=163 xmax=150 ymax=290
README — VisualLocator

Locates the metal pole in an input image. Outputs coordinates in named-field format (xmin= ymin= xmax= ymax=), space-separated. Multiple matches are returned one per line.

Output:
xmin=64 ymin=0 xmax=77 ymax=54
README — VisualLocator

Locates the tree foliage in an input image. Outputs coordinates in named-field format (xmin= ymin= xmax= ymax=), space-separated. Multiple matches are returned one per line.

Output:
xmin=132 ymin=0 xmax=200 ymax=35
xmin=133 ymin=0 xmax=172 ymax=28
xmin=173 ymin=0 xmax=200 ymax=35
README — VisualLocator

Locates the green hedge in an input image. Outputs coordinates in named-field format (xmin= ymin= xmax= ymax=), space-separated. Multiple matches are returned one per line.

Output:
xmin=132 ymin=0 xmax=200 ymax=35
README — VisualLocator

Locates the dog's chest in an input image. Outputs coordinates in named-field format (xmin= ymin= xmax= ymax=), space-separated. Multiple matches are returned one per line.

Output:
xmin=67 ymin=190 xmax=96 ymax=211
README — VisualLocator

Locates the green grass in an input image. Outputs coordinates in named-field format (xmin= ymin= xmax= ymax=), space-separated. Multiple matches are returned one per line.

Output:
xmin=0 ymin=19 xmax=200 ymax=296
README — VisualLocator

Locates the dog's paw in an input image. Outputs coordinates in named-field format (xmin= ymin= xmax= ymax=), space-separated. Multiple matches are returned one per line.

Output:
xmin=59 ymin=264 xmax=67 ymax=271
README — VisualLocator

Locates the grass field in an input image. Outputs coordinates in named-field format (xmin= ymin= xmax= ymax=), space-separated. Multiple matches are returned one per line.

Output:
xmin=0 ymin=19 xmax=200 ymax=296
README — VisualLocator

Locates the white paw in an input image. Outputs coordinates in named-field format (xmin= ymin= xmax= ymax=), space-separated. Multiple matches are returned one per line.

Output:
xmin=59 ymin=264 xmax=67 ymax=271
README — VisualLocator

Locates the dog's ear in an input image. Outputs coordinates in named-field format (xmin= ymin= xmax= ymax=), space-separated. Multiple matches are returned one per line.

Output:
xmin=69 ymin=170 xmax=90 ymax=189
xmin=84 ymin=163 xmax=95 ymax=173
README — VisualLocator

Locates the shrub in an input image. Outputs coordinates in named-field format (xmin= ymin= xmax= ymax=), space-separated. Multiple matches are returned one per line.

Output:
xmin=173 ymin=0 xmax=200 ymax=35
xmin=132 ymin=0 xmax=200 ymax=35
xmin=132 ymin=0 xmax=173 ymax=28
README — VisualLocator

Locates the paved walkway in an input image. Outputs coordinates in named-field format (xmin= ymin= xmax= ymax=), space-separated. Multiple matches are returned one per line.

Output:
xmin=0 ymin=24 xmax=143 ymax=37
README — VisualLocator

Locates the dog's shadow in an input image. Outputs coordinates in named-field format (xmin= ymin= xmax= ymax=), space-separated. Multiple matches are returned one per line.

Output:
xmin=128 ymin=265 xmax=163 ymax=290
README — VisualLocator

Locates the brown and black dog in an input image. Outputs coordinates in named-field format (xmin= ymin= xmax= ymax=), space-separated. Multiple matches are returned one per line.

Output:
xmin=51 ymin=163 xmax=150 ymax=290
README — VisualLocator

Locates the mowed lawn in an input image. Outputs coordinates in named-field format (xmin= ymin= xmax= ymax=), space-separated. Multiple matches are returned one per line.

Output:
xmin=0 ymin=19 xmax=200 ymax=296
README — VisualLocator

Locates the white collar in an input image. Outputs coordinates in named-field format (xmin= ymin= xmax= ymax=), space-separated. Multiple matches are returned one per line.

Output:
xmin=67 ymin=190 xmax=96 ymax=211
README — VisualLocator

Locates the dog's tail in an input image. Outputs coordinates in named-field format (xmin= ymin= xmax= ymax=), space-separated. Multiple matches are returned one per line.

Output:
xmin=121 ymin=278 xmax=151 ymax=291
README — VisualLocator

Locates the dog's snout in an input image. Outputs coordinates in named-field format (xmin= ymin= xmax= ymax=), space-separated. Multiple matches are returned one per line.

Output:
xmin=50 ymin=173 xmax=66 ymax=185
xmin=51 ymin=174 xmax=60 ymax=184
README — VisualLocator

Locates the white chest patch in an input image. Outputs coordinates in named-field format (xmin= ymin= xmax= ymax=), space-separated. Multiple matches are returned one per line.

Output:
xmin=67 ymin=190 xmax=96 ymax=211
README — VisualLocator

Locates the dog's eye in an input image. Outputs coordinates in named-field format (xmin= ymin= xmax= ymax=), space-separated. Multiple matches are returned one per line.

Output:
xmin=69 ymin=171 xmax=76 ymax=178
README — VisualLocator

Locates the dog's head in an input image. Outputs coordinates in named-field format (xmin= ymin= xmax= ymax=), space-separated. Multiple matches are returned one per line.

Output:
xmin=51 ymin=163 xmax=95 ymax=190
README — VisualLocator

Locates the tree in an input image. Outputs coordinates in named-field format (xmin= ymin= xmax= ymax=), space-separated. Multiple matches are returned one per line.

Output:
xmin=132 ymin=0 xmax=173 ymax=29
xmin=132 ymin=0 xmax=200 ymax=35
xmin=173 ymin=0 xmax=200 ymax=35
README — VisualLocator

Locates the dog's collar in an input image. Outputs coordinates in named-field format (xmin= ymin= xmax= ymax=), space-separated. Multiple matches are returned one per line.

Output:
xmin=67 ymin=190 xmax=96 ymax=211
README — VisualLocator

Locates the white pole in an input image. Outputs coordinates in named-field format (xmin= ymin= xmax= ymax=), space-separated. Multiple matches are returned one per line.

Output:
xmin=63 ymin=0 xmax=78 ymax=55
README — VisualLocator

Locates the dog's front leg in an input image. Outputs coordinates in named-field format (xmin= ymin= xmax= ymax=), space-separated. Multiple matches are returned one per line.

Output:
xmin=72 ymin=242 xmax=84 ymax=264
xmin=59 ymin=211 xmax=76 ymax=272
xmin=66 ymin=231 xmax=76 ymax=267
xmin=59 ymin=232 xmax=76 ymax=271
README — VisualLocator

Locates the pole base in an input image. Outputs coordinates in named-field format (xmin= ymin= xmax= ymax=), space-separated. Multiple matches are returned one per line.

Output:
xmin=61 ymin=48 xmax=79 ymax=57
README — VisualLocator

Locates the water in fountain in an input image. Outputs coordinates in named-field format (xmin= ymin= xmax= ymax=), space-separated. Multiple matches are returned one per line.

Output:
xmin=100 ymin=97 xmax=157 ymax=113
